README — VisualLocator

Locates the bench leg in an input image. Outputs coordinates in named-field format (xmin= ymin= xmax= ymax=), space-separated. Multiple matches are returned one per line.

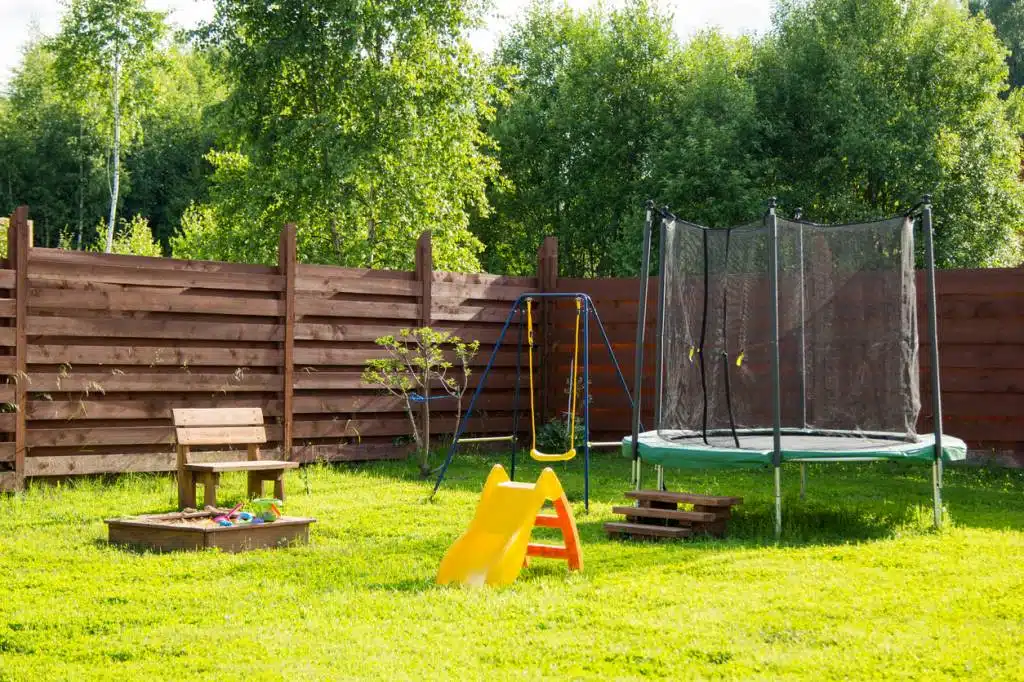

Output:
xmin=247 ymin=472 xmax=263 ymax=500
xmin=273 ymin=473 xmax=285 ymax=502
xmin=178 ymin=470 xmax=197 ymax=510
xmin=202 ymin=472 xmax=220 ymax=509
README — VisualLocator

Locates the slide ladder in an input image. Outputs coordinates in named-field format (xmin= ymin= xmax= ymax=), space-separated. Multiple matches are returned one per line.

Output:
xmin=436 ymin=465 xmax=583 ymax=587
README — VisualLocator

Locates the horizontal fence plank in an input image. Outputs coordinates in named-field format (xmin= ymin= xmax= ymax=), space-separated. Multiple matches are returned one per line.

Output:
xmin=0 ymin=442 xmax=13 ymax=462
xmin=27 ymin=398 xmax=282 ymax=421
xmin=295 ymin=274 xmax=419 ymax=297
xmin=0 ymin=328 xmax=14 ymax=347
xmin=27 ymin=372 xmax=282 ymax=393
xmin=295 ymin=296 xmax=419 ymax=320
xmin=291 ymin=442 xmax=407 ymax=463
xmin=27 ymin=424 xmax=283 ymax=448
xmin=28 ymin=265 xmax=284 ymax=292
xmin=23 ymin=449 xmax=281 ymax=476
xmin=30 ymin=248 xmax=278 ymax=276
xmin=29 ymin=288 xmax=283 ymax=318
xmin=0 ymin=270 xmax=15 ymax=289
xmin=27 ymin=316 xmax=283 ymax=343
xmin=28 ymin=345 xmax=282 ymax=367
xmin=293 ymin=416 xmax=513 ymax=440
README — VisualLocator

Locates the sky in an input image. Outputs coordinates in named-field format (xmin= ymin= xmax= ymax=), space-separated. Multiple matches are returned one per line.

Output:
xmin=0 ymin=0 xmax=775 ymax=89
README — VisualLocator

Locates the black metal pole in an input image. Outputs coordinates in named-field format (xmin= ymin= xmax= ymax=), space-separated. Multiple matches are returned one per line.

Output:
xmin=654 ymin=208 xmax=669 ymax=490
xmin=631 ymin=201 xmax=656 ymax=489
xmin=767 ymin=198 xmax=783 ymax=539
xmin=511 ymin=302 xmax=524 ymax=481
xmin=922 ymin=195 xmax=944 ymax=528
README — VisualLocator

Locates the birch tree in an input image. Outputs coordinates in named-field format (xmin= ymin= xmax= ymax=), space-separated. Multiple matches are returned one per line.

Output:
xmin=51 ymin=0 xmax=165 ymax=252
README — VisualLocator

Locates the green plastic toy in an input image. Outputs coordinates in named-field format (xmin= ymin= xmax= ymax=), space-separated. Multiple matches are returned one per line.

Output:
xmin=250 ymin=498 xmax=283 ymax=522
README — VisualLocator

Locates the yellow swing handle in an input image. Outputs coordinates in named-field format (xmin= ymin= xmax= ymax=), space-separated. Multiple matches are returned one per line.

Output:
xmin=527 ymin=297 xmax=582 ymax=462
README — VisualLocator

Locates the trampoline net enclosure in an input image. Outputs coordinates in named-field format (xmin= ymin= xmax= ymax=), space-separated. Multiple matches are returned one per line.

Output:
xmin=659 ymin=213 xmax=920 ymax=453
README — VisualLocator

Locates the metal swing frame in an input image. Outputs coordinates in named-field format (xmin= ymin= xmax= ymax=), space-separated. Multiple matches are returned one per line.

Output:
xmin=431 ymin=293 xmax=636 ymax=511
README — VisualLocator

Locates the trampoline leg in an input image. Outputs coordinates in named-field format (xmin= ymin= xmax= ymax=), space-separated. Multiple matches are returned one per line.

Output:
xmin=633 ymin=459 xmax=642 ymax=490
xmin=656 ymin=465 xmax=665 ymax=492
xmin=932 ymin=459 xmax=942 ymax=529
xmin=774 ymin=466 xmax=782 ymax=540
xmin=799 ymin=463 xmax=806 ymax=500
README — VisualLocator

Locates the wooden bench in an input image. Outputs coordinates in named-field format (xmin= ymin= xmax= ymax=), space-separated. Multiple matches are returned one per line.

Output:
xmin=173 ymin=407 xmax=299 ymax=510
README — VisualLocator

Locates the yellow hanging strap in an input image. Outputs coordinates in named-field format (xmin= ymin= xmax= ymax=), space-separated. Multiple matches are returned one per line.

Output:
xmin=527 ymin=297 xmax=582 ymax=462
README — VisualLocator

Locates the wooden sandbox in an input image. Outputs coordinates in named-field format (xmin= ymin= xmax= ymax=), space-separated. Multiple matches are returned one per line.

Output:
xmin=106 ymin=509 xmax=316 ymax=553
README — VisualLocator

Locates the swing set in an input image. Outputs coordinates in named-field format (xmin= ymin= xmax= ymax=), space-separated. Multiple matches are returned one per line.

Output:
xmin=431 ymin=293 xmax=635 ymax=510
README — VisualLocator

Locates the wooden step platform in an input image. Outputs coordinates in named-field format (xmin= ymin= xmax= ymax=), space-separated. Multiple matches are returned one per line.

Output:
xmin=605 ymin=489 xmax=743 ymax=541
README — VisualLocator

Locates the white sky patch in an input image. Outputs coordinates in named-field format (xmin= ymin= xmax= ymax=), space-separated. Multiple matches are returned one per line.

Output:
xmin=1 ymin=0 xmax=773 ymax=89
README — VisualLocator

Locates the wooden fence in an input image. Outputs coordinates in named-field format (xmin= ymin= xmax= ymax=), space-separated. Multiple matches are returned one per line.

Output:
xmin=0 ymin=205 xmax=1021 ymax=490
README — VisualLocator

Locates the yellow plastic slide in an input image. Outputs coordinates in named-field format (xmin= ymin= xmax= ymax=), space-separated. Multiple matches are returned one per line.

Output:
xmin=436 ymin=464 xmax=582 ymax=588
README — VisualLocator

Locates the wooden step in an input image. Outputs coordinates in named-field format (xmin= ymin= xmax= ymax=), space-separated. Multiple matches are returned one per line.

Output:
xmin=612 ymin=505 xmax=717 ymax=523
xmin=625 ymin=490 xmax=742 ymax=507
xmin=603 ymin=522 xmax=692 ymax=539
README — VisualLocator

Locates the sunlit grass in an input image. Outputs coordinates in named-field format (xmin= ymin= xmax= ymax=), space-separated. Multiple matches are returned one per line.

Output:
xmin=1 ymin=454 xmax=1023 ymax=680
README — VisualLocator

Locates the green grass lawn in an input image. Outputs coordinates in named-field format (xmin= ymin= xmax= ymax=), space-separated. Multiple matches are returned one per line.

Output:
xmin=2 ymin=454 xmax=1024 ymax=681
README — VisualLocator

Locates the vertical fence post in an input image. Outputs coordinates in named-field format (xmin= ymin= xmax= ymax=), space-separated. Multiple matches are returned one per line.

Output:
xmin=537 ymin=237 xmax=558 ymax=424
xmin=278 ymin=224 xmax=296 ymax=461
xmin=10 ymin=207 xmax=29 ymax=491
xmin=416 ymin=231 xmax=433 ymax=446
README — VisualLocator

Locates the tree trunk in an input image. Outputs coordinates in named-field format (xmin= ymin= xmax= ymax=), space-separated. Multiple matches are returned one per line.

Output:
xmin=105 ymin=48 xmax=121 ymax=253
xmin=77 ymin=118 xmax=84 ymax=250
xmin=420 ymin=364 xmax=431 ymax=476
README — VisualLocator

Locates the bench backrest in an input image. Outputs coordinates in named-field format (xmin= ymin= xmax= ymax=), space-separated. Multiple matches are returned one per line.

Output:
xmin=172 ymin=408 xmax=267 ymax=447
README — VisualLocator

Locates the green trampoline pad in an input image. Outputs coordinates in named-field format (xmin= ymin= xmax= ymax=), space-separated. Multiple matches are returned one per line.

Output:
xmin=620 ymin=430 xmax=968 ymax=470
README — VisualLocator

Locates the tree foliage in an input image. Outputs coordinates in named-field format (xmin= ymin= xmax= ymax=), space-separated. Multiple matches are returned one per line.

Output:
xmin=173 ymin=0 xmax=501 ymax=271
xmin=480 ymin=0 xmax=1024 ymax=274
xmin=971 ymin=0 xmax=1024 ymax=91
xmin=50 ymin=0 xmax=166 ymax=252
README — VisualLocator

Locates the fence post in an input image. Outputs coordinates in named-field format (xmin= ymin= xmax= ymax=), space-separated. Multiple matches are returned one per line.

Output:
xmin=416 ymin=231 xmax=433 ymax=443
xmin=9 ymin=207 xmax=29 ymax=491
xmin=537 ymin=236 xmax=559 ymax=424
xmin=278 ymin=224 xmax=296 ymax=460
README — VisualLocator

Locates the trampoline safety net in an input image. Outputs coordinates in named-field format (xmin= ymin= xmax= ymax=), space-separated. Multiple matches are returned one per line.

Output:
xmin=659 ymin=214 xmax=920 ymax=452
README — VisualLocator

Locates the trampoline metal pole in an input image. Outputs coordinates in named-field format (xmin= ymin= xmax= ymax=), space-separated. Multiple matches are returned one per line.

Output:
xmin=922 ymin=195 xmax=943 ymax=529
xmin=632 ymin=201 xmax=657 ymax=490
xmin=768 ymin=198 xmax=783 ymax=540
xmin=654 ymin=208 xmax=669 ymax=491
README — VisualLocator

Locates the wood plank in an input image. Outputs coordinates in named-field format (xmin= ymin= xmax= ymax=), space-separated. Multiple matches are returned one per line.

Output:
xmin=185 ymin=460 xmax=298 ymax=472
xmin=932 ymin=269 xmax=1024 ymax=296
xmin=28 ymin=264 xmax=283 ymax=292
xmin=28 ymin=372 xmax=282 ymax=393
xmin=29 ymin=247 xmax=278 ymax=276
xmin=172 ymin=407 xmax=265 ymax=427
xmin=0 ymin=299 xmax=16 ymax=318
xmin=175 ymin=425 xmax=267 ymax=445
xmin=0 ymin=356 xmax=16 ymax=373
xmin=27 ymin=316 xmax=283 ymax=343
xmin=433 ymin=272 xmax=536 ymax=288
xmin=29 ymin=288 xmax=283 ymax=318
xmin=292 ymin=347 xmax=518 ymax=368
xmin=296 ymin=263 xmax=415 ymax=282
xmin=0 ymin=442 xmax=14 ymax=462
xmin=0 ymin=385 xmax=14 ymax=403
xmin=603 ymin=521 xmax=692 ymax=538
xmin=295 ymin=296 xmax=419 ymax=320
xmin=12 ymin=206 xmax=27 ymax=490
xmin=292 ymin=416 xmax=513 ymax=439
xmin=290 ymin=442 xmax=407 ymax=463
xmin=0 ymin=269 xmax=15 ymax=289
xmin=432 ymin=280 xmax=535 ymax=303
xmin=280 ymin=223 xmax=297 ymax=463
xmin=28 ymin=345 xmax=282 ymax=367
xmin=27 ymin=424 xmax=283 ymax=448
xmin=27 ymin=398 xmax=281 ymax=421
xmin=295 ymin=274 xmax=419 ymax=297
xmin=612 ymin=505 xmax=717 ymax=523
xmin=431 ymin=302 xmax=512 ymax=324
xmin=927 ymin=368 xmax=1024 ymax=394
xmin=23 ymin=449 xmax=287 ymax=476
xmin=296 ymin=322 xmax=505 ymax=345
xmin=625 ymin=490 xmax=743 ymax=507
xmin=0 ymin=328 xmax=14 ymax=347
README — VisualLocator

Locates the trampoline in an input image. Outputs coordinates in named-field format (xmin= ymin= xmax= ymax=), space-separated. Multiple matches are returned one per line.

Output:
xmin=626 ymin=197 xmax=965 ymax=537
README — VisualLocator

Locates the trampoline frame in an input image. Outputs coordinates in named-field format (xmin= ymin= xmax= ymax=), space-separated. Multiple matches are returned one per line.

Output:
xmin=631 ymin=197 xmax=948 ymax=538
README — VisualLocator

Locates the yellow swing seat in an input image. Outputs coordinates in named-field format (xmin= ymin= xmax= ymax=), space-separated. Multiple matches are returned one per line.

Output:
xmin=526 ymin=297 xmax=582 ymax=463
